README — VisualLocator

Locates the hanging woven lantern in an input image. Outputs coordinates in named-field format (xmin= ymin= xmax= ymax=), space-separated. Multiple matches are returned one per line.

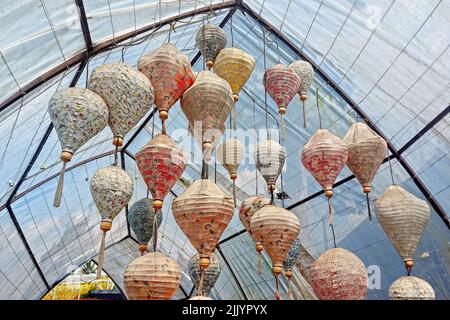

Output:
xmin=88 ymin=61 xmax=154 ymax=148
xmin=216 ymin=138 xmax=244 ymax=205
xmin=135 ymin=133 xmax=187 ymax=210
xmin=239 ymin=195 xmax=271 ymax=273
xmin=289 ymin=60 xmax=314 ymax=127
xmin=214 ymin=47 xmax=255 ymax=102
xmin=196 ymin=23 xmax=227 ymax=69
xmin=123 ymin=252 xmax=181 ymax=300
xmin=180 ymin=70 xmax=234 ymax=162
xmin=138 ymin=43 xmax=196 ymax=122
xmin=189 ymin=296 xmax=213 ymax=300
xmin=283 ymin=238 xmax=302 ymax=299
xmin=343 ymin=122 xmax=387 ymax=220
xmin=90 ymin=166 xmax=133 ymax=278
xmin=375 ymin=185 xmax=430 ymax=273
xmin=128 ymin=198 xmax=163 ymax=255
xmin=389 ymin=276 xmax=435 ymax=300
xmin=172 ymin=179 xmax=234 ymax=270
xmin=256 ymin=139 xmax=286 ymax=196
xmin=301 ymin=129 xmax=347 ymax=226
xmin=310 ymin=248 xmax=368 ymax=300
xmin=48 ymin=87 xmax=109 ymax=208
xmin=250 ymin=205 xmax=300 ymax=299
xmin=188 ymin=252 xmax=221 ymax=297
xmin=264 ymin=64 xmax=301 ymax=115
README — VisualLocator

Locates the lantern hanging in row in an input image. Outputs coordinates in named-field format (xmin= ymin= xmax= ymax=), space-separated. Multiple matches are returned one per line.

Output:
xmin=124 ymin=252 xmax=181 ymax=300
xmin=256 ymin=139 xmax=286 ymax=201
xmin=214 ymin=47 xmax=256 ymax=102
xmin=90 ymin=166 xmax=133 ymax=278
xmin=88 ymin=61 xmax=154 ymax=155
xmin=289 ymin=60 xmax=314 ymax=128
xmin=48 ymin=88 xmax=109 ymax=208
xmin=138 ymin=43 xmax=196 ymax=127
xmin=135 ymin=133 xmax=187 ymax=210
xmin=389 ymin=276 xmax=435 ymax=300
xmin=343 ymin=122 xmax=387 ymax=220
xmin=172 ymin=179 xmax=234 ymax=273
xmin=375 ymin=185 xmax=430 ymax=274
xmin=282 ymin=238 xmax=302 ymax=300
xmin=180 ymin=70 xmax=234 ymax=163
xmin=301 ymin=129 xmax=348 ymax=227
xmin=216 ymin=138 xmax=244 ymax=205
xmin=250 ymin=205 xmax=301 ymax=300
xmin=196 ymin=23 xmax=227 ymax=69
xmin=310 ymin=247 xmax=368 ymax=300
xmin=239 ymin=195 xmax=271 ymax=274
xmin=128 ymin=198 xmax=163 ymax=255
xmin=188 ymin=252 xmax=221 ymax=297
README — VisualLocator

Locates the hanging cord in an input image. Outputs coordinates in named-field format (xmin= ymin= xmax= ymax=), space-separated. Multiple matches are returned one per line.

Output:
xmin=230 ymin=14 xmax=234 ymax=47
xmin=152 ymin=210 xmax=159 ymax=252
xmin=387 ymin=149 xmax=396 ymax=185
xmin=366 ymin=192 xmax=372 ymax=221
xmin=97 ymin=229 xmax=107 ymax=279
xmin=201 ymin=160 xmax=209 ymax=179
xmin=275 ymin=274 xmax=281 ymax=300
xmin=328 ymin=197 xmax=337 ymax=248
xmin=253 ymin=99 xmax=259 ymax=195
xmin=161 ymin=118 xmax=167 ymax=135
xmin=315 ymin=82 xmax=323 ymax=129
xmin=302 ymin=98 xmax=307 ymax=128
xmin=113 ymin=143 xmax=119 ymax=166
xmin=261 ymin=27 xmax=270 ymax=140
xmin=197 ymin=269 xmax=205 ymax=296
xmin=287 ymin=273 xmax=293 ymax=300
xmin=53 ymin=161 xmax=67 ymax=207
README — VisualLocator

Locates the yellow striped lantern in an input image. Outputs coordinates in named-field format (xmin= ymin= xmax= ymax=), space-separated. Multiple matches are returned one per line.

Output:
xmin=343 ymin=122 xmax=387 ymax=220
xmin=375 ymin=185 xmax=430 ymax=274
xmin=196 ymin=23 xmax=227 ymax=69
xmin=48 ymin=88 xmax=109 ymax=208
xmin=90 ymin=166 xmax=133 ymax=278
xmin=389 ymin=276 xmax=435 ymax=300
xmin=289 ymin=60 xmax=314 ymax=127
xmin=250 ymin=205 xmax=301 ymax=300
xmin=124 ymin=252 xmax=181 ymax=300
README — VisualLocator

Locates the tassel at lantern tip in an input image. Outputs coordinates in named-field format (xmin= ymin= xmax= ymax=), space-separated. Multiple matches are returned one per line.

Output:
xmin=53 ymin=161 xmax=67 ymax=208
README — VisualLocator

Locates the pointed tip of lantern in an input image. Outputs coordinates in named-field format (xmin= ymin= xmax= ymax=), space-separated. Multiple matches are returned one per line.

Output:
xmin=272 ymin=265 xmax=282 ymax=275
xmin=405 ymin=259 xmax=414 ymax=270
xmin=206 ymin=60 xmax=214 ymax=69
xmin=153 ymin=199 xmax=163 ymax=210
xmin=300 ymin=93 xmax=308 ymax=101
xmin=278 ymin=106 xmax=286 ymax=115
xmin=363 ymin=185 xmax=371 ymax=193
xmin=199 ymin=257 xmax=210 ymax=270
xmin=159 ymin=110 xmax=168 ymax=120
xmin=285 ymin=269 xmax=293 ymax=279
xmin=139 ymin=243 xmax=148 ymax=254
xmin=112 ymin=136 xmax=124 ymax=147
xmin=230 ymin=172 xmax=237 ymax=180
xmin=60 ymin=150 xmax=73 ymax=162
xmin=233 ymin=93 xmax=239 ymax=102
xmin=100 ymin=219 xmax=112 ymax=232
xmin=324 ymin=188 xmax=333 ymax=198
xmin=255 ymin=242 xmax=264 ymax=253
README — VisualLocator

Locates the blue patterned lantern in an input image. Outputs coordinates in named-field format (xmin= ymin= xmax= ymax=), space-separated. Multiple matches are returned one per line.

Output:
xmin=188 ymin=252 xmax=221 ymax=297
xmin=283 ymin=238 xmax=302 ymax=299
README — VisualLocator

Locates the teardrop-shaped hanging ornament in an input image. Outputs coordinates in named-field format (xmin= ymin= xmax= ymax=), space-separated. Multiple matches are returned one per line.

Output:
xmin=172 ymin=179 xmax=234 ymax=270
xmin=213 ymin=48 xmax=255 ymax=102
xmin=389 ymin=276 xmax=435 ymax=300
xmin=289 ymin=60 xmax=314 ymax=128
xmin=343 ymin=122 xmax=387 ymax=220
xmin=239 ymin=195 xmax=271 ymax=273
xmin=128 ymin=198 xmax=163 ymax=255
xmin=180 ymin=70 xmax=234 ymax=162
xmin=196 ymin=23 xmax=227 ymax=69
xmin=250 ymin=205 xmax=301 ymax=300
xmin=135 ymin=133 xmax=187 ymax=210
xmin=48 ymin=88 xmax=109 ymax=208
xmin=188 ymin=252 xmax=221 ymax=297
xmin=256 ymin=139 xmax=286 ymax=199
xmin=138 ymin=43 xmax=196 ymax=123
xmin=216 ymin=139 xmax=244 ymax=205
xmin=375 ymin=185 xmax=430 ymax=274
xmin=283 ymin=238 xmax=302 ymax=299
xmin=310 ymin=248 xmax=368 ymax=300
xmin=124 ymin=252 xmax=181 ymax=300
xmin=88 ymin=62 xmax=154 ymax=149
xmin=90 ymin=166 xmax=133 ymax=278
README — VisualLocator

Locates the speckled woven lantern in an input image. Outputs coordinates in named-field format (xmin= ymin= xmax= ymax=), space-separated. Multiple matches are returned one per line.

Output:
xmin=128 ymin=198 xmax=163 ymax=254
xmin=88 ymin=61 xmax=154 ymax=148
xmin=343 ymin=122 xmax=387 ymax=220
xmin=196 ymin=23 xmax=227 ymax=69
xmin=389 ymin=276 xmax=435 ymax=300
xmin=135 ymin=133 xmax=187 ymax=210
xmin=180 ymin=71 xmax=234 ymax=162
xmin=256 ymin=139 xmax=286 ymax=195
xmin=90 ymin=166 xmax=133 ymax=278
xmin=264 ymin=64 xmax=301 ymax=115
xmin=188 ymin=252 xmax=221 ymax=297
xmin=216 ymin=139 xmax=244 ymax=205
xmin=214 ymin=48 xmax=255 ymax=102
xmin=250 ymin=205 xmax=300 ymax=299
xmin=123 ymin=252 xmax=181 ymax=300
xmin=239 ymin=195 xmax=271 ymax=273
xmin=172 ymin=179 xmax=234 ymax=270
xmin=283 ymin=238 xmax=302 ymax=299
xmin=310 ymin=248 xmax=368 ymax=300
xmin=289 ymin=60 xmax=314 ymax=127
xmin=138 ymin=43 xmax=195 ymax=121
xmin=375 ymin=185 xmax=430 ymax=273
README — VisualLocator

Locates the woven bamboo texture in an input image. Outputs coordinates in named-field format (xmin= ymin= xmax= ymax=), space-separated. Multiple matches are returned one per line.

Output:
xmin=195 ymin=23 xmax=227 ymax=66
xmin=389 ymin=276 xmax=435 ymax=300
xmin=256 ymin=139 xmax=286 ymax=189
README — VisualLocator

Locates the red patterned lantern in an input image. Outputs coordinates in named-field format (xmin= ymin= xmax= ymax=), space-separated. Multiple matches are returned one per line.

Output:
xmin=264 ymin=64 xmax=301 ymax=115
xmin=136 ymin=133 xmax=187 ymax=210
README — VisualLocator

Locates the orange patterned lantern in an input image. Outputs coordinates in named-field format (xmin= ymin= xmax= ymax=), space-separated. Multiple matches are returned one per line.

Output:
xmin=135 ymin=133 xmax=187 ymax=210
xmin=250 ymin=205 xmax=300 ymax=299
xmin=123 ymin=252 xmax=181 ymax=300
xmin=310 ymin=248 xmax=368 ymax=300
